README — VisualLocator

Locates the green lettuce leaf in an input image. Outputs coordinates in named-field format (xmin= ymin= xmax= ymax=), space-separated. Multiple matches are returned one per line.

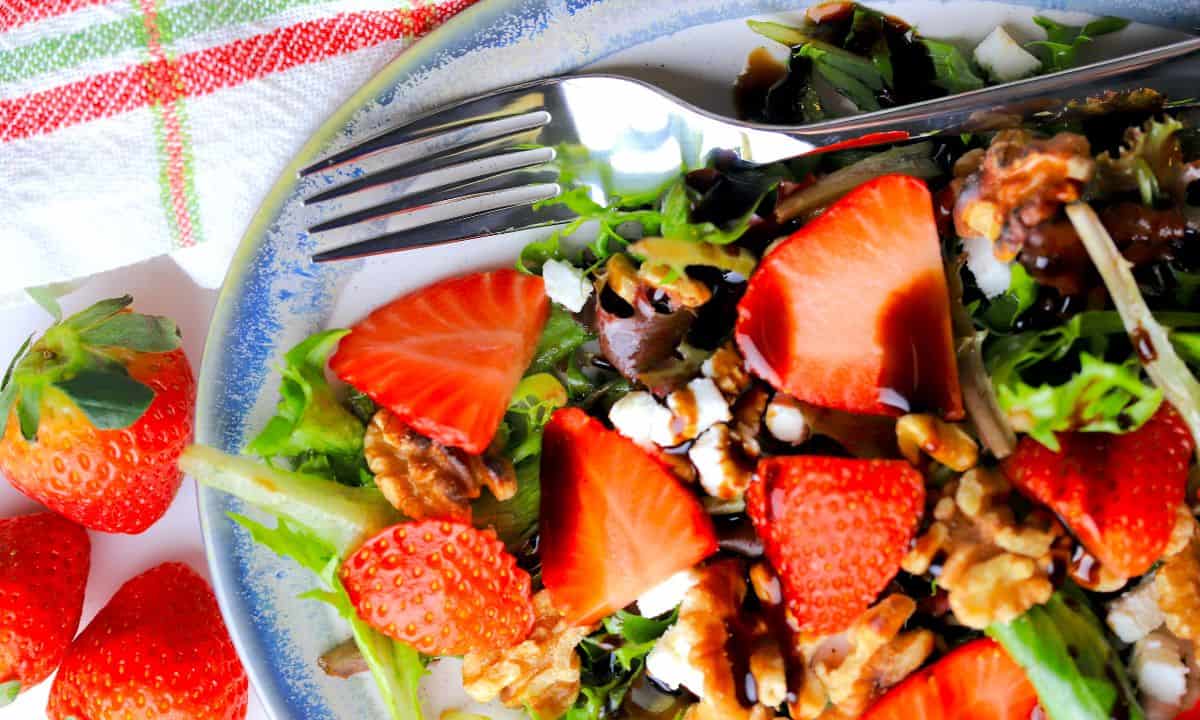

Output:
xmin=980 ymin=264 xmax=1038 ymax=332
xmin=477 ymin=372 xmax=567 ymax=548
xmin=660 ymin=176 xmax=778 ymax=246
xmin=920 ymin=38 xmax=985 ymax=93
xmin=530 ymin=307 xmax=594 ymax=376
xmin=519 ymin=146 xmax=783 ymax=276
xmin=995 ymin=353 xmax=1162 ymax=450
xmin=501 ymin=373 xmax=567 ymax=465
xmin=565 ymin=610 xmax=677 ymax=720
xmin=1175 ymin=332 xmax=1200 ymax=367
xmin=520 ymin=188 xmax=667 ymax=274
xmin=245 ymin=329 xmax=369 ymax=486
xmin=775 ymin=142 xmax=942 ymax=222
xmin=1026 ymin=15 xmax=1130 ymax=72
xmin=474 ymin=458 xmax=541 ymax=550
xmin=987 ymin=585 xmax=1143 ymax=720
xmin=848 ymin=7 xmax=895 ymax=86
xmin=984 ymin=309 xmax=1200 ymax=449
xmin=1065 ymin=202 xmax=1200 ymax=452
xmin=796 ymin=39 xmax=885 ymax=91
xmin=800 ymin=42 xmax=882 ymax=111
xmin=1172 ymin=266 xmax=1200 ymax=306
xmin=1094 ymin=116 xmax=1192 ymax=206
xmin=181 ymin=444 xmax=398 ymax=555
xmin=746 ymin=18 xmax=812 ymax=47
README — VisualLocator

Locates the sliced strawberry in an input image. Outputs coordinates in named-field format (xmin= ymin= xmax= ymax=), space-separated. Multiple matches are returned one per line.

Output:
xmin=340 ymin=519 xmax=534 ymax=656
xmin=330 ymin=269 xmax=549 ymax=454
xmin=735 ymin=174 xmax=963 ymax=419
xmin=747 ymin=455 xmax=924 ymax=634
xmin=539 ymin=407 xmax=717 ymax=625
xmin=863 ymin=639 xmax=1039 ymax=720
xmin=1003 ymin=404 xmax=1194 ymax=578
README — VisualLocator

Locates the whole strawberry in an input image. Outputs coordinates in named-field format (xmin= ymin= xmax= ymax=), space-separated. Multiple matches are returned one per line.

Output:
xmin=48 ymin=562 xmax=248 ymax=720
xmin=0 ymin=296 xmax=196 ymax=533
xmin=0 ymin=512 xmax=90 ymax=706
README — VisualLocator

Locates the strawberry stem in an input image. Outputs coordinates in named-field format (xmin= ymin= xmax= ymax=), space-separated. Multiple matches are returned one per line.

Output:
xmin=0 ymin=296 xmax=182 ymax=440
xmin=16 ymin=324 xmax=88 ymax=385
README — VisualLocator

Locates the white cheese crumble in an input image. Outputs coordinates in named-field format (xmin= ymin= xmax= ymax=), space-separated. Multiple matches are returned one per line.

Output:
xmin=542 ymin=259 xmax=592 ymax=313
xmin=1108 ymin=581 xmax=1165 ymax=644
xmin=636 ymin=569 xmax=699 ymax=619
xmin=765 ymin=394 xmax=810 ymax=444
xmin=609 ymin=391 xmax=680 ymax=447
xmin=973 ymin=26 xmax=1042 ymax=82
xmin=689 ymin=424 xmax=750 ymax=500
xmin=963 ymin=233 xmax=1013 ymax=299
xmin=646 ymin=623 xmax=706 ymax=698
xmin=1133 ymin=630 xmax=1190 ymax=707
xmin=667 ymin=377 xmax=731 ymax=440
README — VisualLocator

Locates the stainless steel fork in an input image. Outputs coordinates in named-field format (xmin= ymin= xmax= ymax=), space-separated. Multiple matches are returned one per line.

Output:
xmin=302 ymin=37 xmax=1200 ymax=263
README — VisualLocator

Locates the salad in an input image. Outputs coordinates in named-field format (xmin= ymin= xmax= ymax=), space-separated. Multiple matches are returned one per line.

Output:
xmin=183 ymin=4 xmax=1200 ymax=720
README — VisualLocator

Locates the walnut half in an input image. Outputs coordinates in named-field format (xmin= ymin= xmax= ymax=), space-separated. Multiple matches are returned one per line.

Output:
xmin=952 ymin=129 xmax=1094 ymax=259
xmin=798 ymin=594 xmax=934 ymax=719
xmin=902 ymin=468 xmax=1061 ymax=629
xmin=669 ymin=561 xmax=782 ymax=720
xmin=461 ymin=591 xmax=594 ymax=719
xmin=1157 ymin=537 xmax=1200 ymax=644
xmin=364 ymin=408 xmax=516 ymax=521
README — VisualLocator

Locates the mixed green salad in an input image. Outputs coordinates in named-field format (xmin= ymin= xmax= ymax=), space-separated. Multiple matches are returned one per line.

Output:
xmin=182 ymin=4 xmax=1200 ymax=720
xmin=736 ymin=1 xmax=1129 ymax=122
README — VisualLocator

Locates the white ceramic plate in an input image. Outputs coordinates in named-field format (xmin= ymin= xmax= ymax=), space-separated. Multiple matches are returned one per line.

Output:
xmin=194 ymin=2 xmax=1196 ymax=718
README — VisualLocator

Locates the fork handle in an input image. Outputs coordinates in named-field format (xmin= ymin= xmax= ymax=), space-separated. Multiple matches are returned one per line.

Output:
xmin=783 ymin=37 xmax=1200 ymax=148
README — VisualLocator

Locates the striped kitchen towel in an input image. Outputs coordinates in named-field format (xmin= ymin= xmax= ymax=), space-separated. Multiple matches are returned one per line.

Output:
xmin=0 ymin=0 xmax=476 ymax=302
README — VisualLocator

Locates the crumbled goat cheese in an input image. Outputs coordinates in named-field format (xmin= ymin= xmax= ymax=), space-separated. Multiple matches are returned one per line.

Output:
xmin=765 ymin=394 xmax=810 ymax=444
xmin=646 ymin=623 xmax=707 ymax=698
xmin=964 ymin=233 xmax=1014 ymax=299
xmin=637 ymin=569 xmax=700 ymax=619
xmin=609 ymin=391 xmax=680 ymax=447
xmin=542 ymin=259 xmax=592 ymax=313
xmin=690 ymin=424 xmax=752 ymax=500
xmin=667 ymin=377 xmax=731 ymax=440
xmin=1108 ymin=581 xmax=1166 ymax=644
xmin=974 ymin=26 xmax=1042 ymax=82
xmin=1133 ymin=630 xmax=1190 ymax=707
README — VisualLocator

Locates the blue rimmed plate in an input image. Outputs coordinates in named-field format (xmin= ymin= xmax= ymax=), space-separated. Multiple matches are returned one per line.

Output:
xmin=194 ymin=1 xmax=1199 ymax=717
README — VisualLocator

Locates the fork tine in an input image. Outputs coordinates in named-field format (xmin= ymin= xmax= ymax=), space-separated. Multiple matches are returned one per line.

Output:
xmin=309 ymin=183 xmax=561 ymax=251
xmin=299 ymin=82 xmax=556 ymax=177
xmin=311 ymin=202 xmax=576 ymax=263
xmin=304 ymin=133 xmax=554 ymax=204
xmin=298 ymin=110 xmax=552 ymax=179
xmin=308 ymin=166 xmax=561 ymax=233
xmin=305 ymin=146 xmax=556 ymax=215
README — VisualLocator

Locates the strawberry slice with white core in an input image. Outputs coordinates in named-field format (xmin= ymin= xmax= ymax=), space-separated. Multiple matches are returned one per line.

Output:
xmin=539 ymin=407 xmax=717 ymax=625
xmin=331 ymin=269 xmax=549 ymax=454
xmin=736 ymin=174 xmax=963 ymax=419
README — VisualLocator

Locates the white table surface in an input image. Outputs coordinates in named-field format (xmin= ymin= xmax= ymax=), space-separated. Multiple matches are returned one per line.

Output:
xmin=0 ymin=255 xmax=269 ymax=720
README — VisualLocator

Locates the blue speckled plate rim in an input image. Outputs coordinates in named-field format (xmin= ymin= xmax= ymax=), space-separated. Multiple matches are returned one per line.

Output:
xmin=194 ymin=1 xmax=1199 ymax=718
